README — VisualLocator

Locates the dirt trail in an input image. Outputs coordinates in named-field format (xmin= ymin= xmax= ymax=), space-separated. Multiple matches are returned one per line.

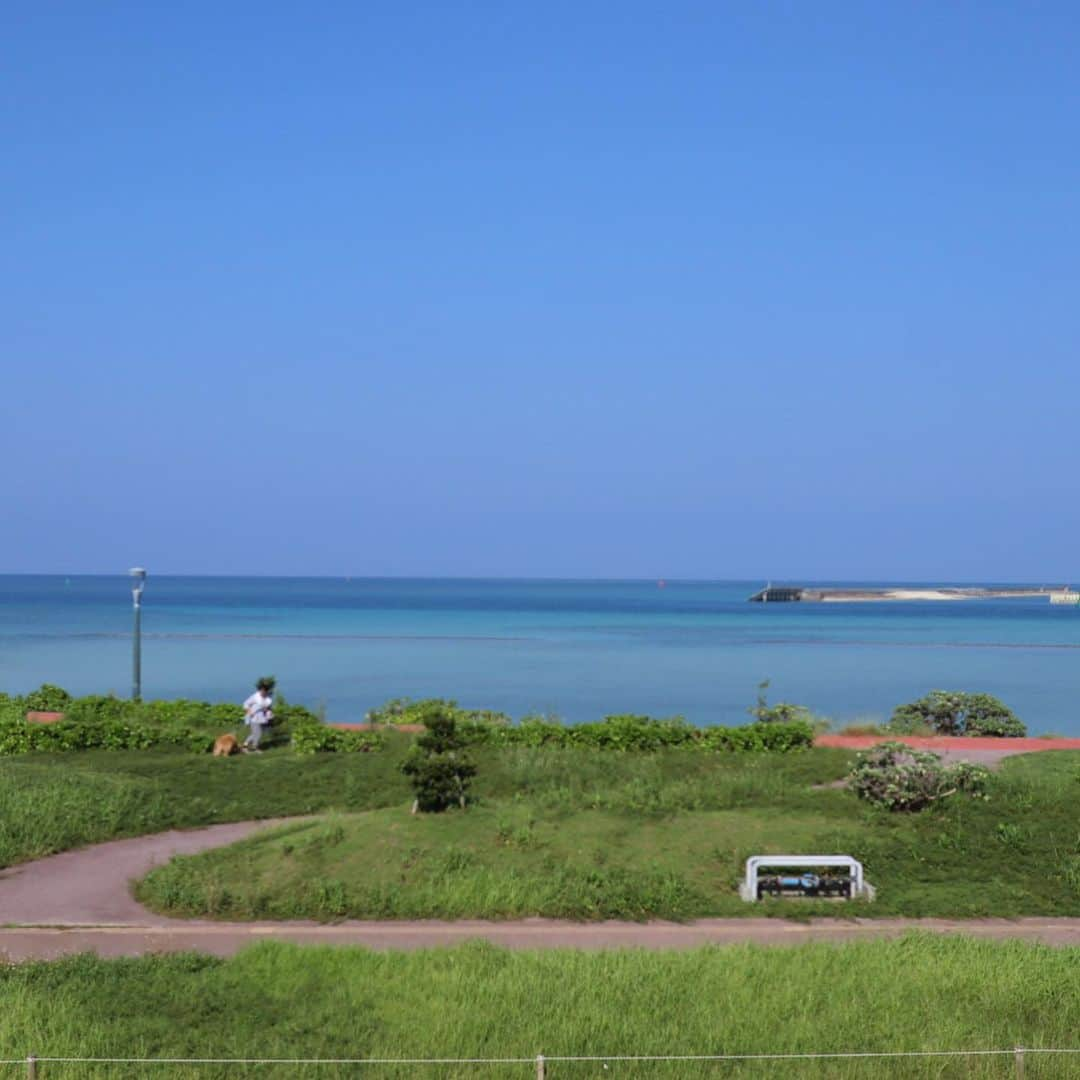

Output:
xmin=3 ymin=821 xmax=1080 ymax=959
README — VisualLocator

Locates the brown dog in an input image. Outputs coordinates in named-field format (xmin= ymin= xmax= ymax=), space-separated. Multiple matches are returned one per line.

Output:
xmin=212 ymin=733 xmax=240 ymax=757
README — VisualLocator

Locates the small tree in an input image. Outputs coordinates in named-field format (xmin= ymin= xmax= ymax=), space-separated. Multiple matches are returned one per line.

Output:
xmin=401 ymin=710 xmax=477 ymax=813
xmin=889 ymin=691 xmax=1025 ymax=737
xmin=848 ymin=741 xmax=990 ymax=811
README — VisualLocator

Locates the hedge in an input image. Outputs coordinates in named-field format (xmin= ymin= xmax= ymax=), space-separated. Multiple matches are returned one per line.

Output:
xmin=459 ymin=714 xmax=814 ymax=753
xmin=0 ymin=687 xmax=316 ymax=756
xmin=0 ymin=688 xmax=814 ymax=758
xmin=364 ymin=699 xmax=814 ymax=754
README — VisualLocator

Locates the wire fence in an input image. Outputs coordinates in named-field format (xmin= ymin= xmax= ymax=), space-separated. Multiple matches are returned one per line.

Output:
xmin=2 ymin=1047 xmax=1079 ymax=1077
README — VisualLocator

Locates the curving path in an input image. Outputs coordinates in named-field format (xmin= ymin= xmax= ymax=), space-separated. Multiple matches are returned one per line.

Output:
xmin=3 ymin=821 xmax=1080 ymax=960
xmin=0 ymin=820 xmax=299 ymax=927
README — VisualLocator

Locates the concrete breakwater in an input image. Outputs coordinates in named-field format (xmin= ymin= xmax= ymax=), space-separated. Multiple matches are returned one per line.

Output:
xmin=748 ymin=585 xmax=1059 ymax=603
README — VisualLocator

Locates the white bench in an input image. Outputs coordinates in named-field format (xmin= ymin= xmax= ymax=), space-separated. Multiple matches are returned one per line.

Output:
xmin=740 ymin=854 xmax=875 ymax=902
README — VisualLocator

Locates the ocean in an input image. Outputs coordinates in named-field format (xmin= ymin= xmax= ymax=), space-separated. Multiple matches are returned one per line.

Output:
xmin=2 ymin=575 xmax=1080 ymax=734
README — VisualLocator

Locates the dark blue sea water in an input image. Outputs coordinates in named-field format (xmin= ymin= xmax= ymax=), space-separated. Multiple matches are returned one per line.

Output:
xmin=2 ymin=576 xmax=1080 ymax=733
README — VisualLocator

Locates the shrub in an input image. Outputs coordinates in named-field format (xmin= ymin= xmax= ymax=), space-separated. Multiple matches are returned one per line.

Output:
xmin=367 ymin=697 xmax=513 ymax=729
xmin=287 ymin=698 xmax=383 ymax=754
xmin=697 ymin=720 xmax=815 ymax=752
xmin=746 ymin=679 xmax=818 ymax=726
xmin=290 ymin=722 xmax=384 ymax=754
xmin=889 ymin=691 xmax=1026 ymax=737
xmin=365 ymin=697 xmax=417 ymax=724
xmin=23 ymin=684 xmax=72 ymax=712
xmin=0 ymin=695 xmax=25 ymax=724
xmin=401 ymin=711 xmax=477 ymax=812
xmin=848 ymin=741 xmax=991 ymax=811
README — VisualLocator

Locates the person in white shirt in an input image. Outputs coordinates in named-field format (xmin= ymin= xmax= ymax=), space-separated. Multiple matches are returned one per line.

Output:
xmin=242 ymin=677 xmax=275 ymax=752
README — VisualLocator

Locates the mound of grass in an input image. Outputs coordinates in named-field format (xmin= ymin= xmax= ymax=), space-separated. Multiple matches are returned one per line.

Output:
xmin=138 ymin=749 xmax=1080 ymax=921
xmin=0 ymin=742 xmax=852 ymax=871
xmin=8 ymin=740 xmax=1080 ymax=922
xmin=0 ymin=938 xmax=1077 ymax=1078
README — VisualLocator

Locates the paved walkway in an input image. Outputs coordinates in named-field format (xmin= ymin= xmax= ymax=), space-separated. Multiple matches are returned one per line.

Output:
xmin=0 ymin=820 xmax=293 ymax=927
xmin=3 ymin=821 xmax=1080 ymax=959
xmin=5 ymin=918 xmax=1080 ymax=960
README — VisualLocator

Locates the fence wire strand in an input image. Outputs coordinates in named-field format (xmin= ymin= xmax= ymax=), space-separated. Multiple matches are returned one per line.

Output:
xmin=3 ymin=1047 xmax=1078 ymax=1066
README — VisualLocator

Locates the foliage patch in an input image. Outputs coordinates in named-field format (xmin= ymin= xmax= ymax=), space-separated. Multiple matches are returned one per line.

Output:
xmin=0 ymin=686 xmax=318 ymax=756
xmin=889 ymin=691 xmax=1026 ymax=737
xmin=848 ymin=741 xmax=991 ymax=811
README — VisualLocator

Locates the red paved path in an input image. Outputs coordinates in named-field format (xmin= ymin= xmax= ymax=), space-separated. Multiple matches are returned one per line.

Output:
xmin=4 ymin=918 xmax=1080 ymax=961
xmin=816 ymin=734 xmax=1080 ymax=753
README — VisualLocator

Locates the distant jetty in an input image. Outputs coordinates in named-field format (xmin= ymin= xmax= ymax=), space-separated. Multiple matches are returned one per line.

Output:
xmin=748 ymin=585 xmax=1064 ymax=603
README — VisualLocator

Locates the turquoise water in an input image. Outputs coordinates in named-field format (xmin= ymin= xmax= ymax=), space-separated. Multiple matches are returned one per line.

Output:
xmin=2 ymin=576 xmax=1080 ymax=733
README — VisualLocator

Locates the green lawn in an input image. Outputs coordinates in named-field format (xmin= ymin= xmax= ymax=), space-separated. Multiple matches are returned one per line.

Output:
xmin=136 ymin=746 xmax=1080 ymax=920
xmin=4 ymin=741 xmax=1079 ymax=920
xmin=0 ymin=738 xmax=848 ymax=870
xmin=0 ymin=736 xmax=416 ymax=869
xmin=0 ymin=937 xmax=1077 ymax=1078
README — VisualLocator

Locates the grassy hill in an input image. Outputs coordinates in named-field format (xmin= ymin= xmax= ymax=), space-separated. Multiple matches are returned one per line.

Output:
xmin=135 ymin=745 xmax=1080 ymax=921
xmin=3 ymin=736 xmax=1079 ymax=920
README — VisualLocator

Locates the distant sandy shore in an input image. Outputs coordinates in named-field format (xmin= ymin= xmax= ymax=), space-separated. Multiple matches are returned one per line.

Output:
xmin=821 ymin=589 xmax=966 ymax=602
xmin=813 ymin=587 xmax=1052 ymax=603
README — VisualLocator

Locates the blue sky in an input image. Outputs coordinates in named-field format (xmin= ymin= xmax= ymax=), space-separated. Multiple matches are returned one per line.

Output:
xmin=3 ymin=2 xmax=1079 ymax=579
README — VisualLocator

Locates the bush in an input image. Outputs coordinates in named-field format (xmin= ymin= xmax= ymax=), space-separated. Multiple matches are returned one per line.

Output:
xmin=401 ymin=711 xmax=477 ymax=812
xmin=848 ymin=741 xmax=991 ymax=811
xmin=290 ymin=723 xmax=384 ymax=754
xmin=23 ymin=684 xmax=72 ymax=712
xmin=699 ymin=720 xmax=815 ymax=752
xmin=746 ymin=680 xmax=821 ymax=727
xmin=889 ymin=691 xmax=1026 ymax=737
xmin=367 ymin=697 xmax=512 ymax=728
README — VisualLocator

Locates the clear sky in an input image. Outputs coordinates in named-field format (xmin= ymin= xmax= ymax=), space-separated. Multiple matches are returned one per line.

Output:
xmin=3 ymin=2 xmax=1079 ymax=580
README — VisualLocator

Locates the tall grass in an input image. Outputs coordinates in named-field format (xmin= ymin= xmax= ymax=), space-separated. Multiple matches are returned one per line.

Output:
xmin=0 ymin=937 xmax=1077 ymax=1077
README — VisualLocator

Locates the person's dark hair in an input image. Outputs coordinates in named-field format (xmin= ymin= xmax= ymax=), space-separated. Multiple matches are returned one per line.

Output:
xmin=256 ymin=676 xmax=276 ymax=692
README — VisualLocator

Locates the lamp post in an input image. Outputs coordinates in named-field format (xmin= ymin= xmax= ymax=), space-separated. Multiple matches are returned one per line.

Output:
xmin=129 ymin=568 xmax=147 ymax=701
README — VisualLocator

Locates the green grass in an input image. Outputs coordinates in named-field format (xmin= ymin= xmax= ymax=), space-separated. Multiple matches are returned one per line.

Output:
xmin=0 ymin=737 xmax=415 ymax=868
xmin=0 ymin=937 xmax=1077 ymax=1078
xmin=5 ymin=742 xmax=1080 ymax=921
xmin=0 ymin=740 xmax=847 ymax=870
xmin=137 ymin=748 xmax=1080 ymax=921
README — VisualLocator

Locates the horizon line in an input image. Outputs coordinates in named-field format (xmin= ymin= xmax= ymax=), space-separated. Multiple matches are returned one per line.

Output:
xmin=0 ymin=572 xmax=1073 ymax=588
